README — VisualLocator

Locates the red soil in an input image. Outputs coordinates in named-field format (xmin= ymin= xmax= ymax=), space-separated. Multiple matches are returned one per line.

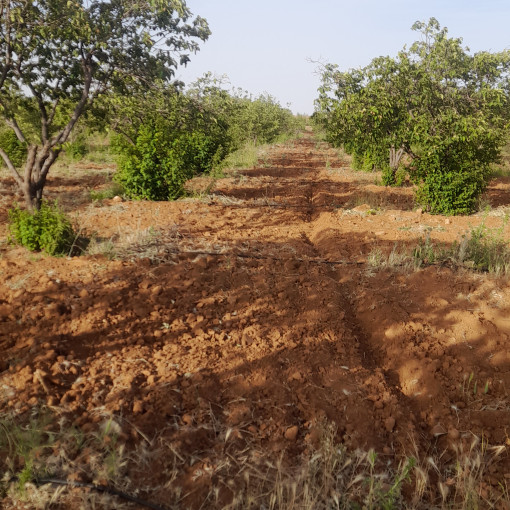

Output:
xmin=2 ymin=133 xmax=510 ymax=507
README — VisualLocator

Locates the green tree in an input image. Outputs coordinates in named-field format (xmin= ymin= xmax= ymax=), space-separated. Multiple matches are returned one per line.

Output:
xmin=0 ymin=0 xmax=209 ymax=211
xmin=315 ymin=18 xmax=510 ymax=214
xmin=109 ymin=74 xmax=297 ymax=201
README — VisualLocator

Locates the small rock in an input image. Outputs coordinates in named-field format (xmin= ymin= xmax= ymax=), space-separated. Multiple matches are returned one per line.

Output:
xmin=182 ymin=414 xmax=193 ymax=426
xmin=284 ymin=425 xmax=299 ymax=441
xmin=241 ymin=333 xmax=253 ymax=347
xmin=383 ymin=446 xmax=392 ymax=455
xmin=79 ymin=288 xmax=89 ymax=298
xmin=431 ymin=424 xmax=447 ymax=437
xmin=47 ymin=396 xmax=58 ymax=406
xmin=448 ymin=428 xmax=460 ymax=440
xmin=384 ymin=417 xmax=396 ymax=432
xmin=132 ymin=400 xmax=144 ymax=415
xmin=151 ymin=285 xmax=162 ymax=295
xmin=112 ymin=195 xmax=122 ymax=203
xmin=445 ymin=219 xmax=451 ymax=225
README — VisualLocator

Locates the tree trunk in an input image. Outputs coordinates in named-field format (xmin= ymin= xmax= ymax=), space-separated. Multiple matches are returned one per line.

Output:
xmin=21 ymin=144 xmax=59 ymax=212
xmin=389 ymin=146 xmax=405 ymax=178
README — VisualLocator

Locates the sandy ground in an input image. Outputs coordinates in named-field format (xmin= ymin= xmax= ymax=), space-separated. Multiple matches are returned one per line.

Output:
xmin=2 ymin=133 xmax=510 ymax=508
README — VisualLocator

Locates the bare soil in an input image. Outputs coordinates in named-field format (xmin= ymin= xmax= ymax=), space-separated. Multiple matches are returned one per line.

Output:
xmin=2 ymin=133 xmax=510 ymax=508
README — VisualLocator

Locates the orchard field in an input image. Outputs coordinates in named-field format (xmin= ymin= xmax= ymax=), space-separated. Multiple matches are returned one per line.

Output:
xmin=2 ymin=130 xmax=510 ymax=508
xmin=2 ymin=1 xmax=510 ymax=508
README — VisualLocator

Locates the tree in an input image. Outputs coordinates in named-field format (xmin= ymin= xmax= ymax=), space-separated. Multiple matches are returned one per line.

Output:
xmin=315 ymin=18 xmax=510 ymax=214
xmin=0 ymin=0 xmax=210 ymax=211
xmin=107 ymin=73 xmax=298 ymax=201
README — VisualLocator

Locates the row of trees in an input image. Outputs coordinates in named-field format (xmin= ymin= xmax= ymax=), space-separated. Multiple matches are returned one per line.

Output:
xmin=0 ymin=0 xmax=296 ymax=210
xmin=0 ymin=0 xmax=298 ymax=255
xmin=109 ymin=76 xmax=297 ymax=200
xmin=314 ymin=18 xmax=510 ymax=214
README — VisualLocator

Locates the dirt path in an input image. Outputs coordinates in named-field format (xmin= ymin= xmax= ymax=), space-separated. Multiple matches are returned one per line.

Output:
xmin=2 ymin=132 xmax=510 ymax=507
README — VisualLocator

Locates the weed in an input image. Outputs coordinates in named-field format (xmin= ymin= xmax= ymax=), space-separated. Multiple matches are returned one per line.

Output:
xmin=453 ymin=218 xmax=510 ymax=274
xmin=0 ymin=412 xmax=132 ymax=508
xmin=367 ymin=244 xmax=415 ymax=273
xmin=89 ymin=182 xmax=125 ymax=203
xmin=85 ymin=235 xmax=117 ymax=259
xmin=413 ymin=233 xmax=442 ymax=267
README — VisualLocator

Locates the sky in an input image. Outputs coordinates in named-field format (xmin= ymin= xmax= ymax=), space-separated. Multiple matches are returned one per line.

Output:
xmin=176 ymin=1 xmax=510 ymax=115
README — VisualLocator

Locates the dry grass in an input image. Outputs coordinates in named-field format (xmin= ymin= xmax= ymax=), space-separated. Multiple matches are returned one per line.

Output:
xmin=2 ymin=411 xmax=508 ymax=510
xmin=366 ymin=244 xmax=417 ymax=274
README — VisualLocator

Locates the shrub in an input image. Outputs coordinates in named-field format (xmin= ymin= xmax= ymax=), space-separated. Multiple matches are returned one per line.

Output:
xmin=414 ymin=141 xmax=493 ymax=215
xmin=8 ymin=202 xmax=76 ymax=255
xmin=113 ymin=123 xmax=201 ymax=200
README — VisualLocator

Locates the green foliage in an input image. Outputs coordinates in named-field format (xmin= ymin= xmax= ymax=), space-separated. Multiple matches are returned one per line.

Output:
xmin=113 ymin=120 xmax=198 ymax=200
xmin=315 ymin=18 xmax=510 ymax=215
xmin=0 ymin=129 xmax=27 ymax=168
xmin=414 ymin=150 xmax=491 ymax=215
xmin=63 ymin=133 xmax=88 ymax=160
xmin=8 ymin=202 xmax=76 ymax=255
xmin=454 ymin=219 xmax=510 ymax=273
xmin=0 ymin=0 xmax=210 ymax=210
xmin=111 ymin=76 xmax=298 ymax=201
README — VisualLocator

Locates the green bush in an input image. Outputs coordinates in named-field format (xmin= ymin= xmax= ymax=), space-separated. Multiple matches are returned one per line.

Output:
xmin=414 ymin=148 xmax=491 ymax=215
xmin=0 ymin=130 xmax=27 ymax=168
xmin=111 ymin=80 xmax=298 ymax=201
xmin=113 ymin=123 xmax=208 ymax=200
xmin=8 ymin=202 xmax=76 ymax=255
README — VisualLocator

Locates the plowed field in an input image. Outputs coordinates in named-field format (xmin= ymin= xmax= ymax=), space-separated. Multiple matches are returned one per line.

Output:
xmin=2 ymin=132 xmax=510 ymax=508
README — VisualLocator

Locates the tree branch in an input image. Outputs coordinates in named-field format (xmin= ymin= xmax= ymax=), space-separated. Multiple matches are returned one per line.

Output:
xmin=51 ymin=60 xmax=93 ymax=146
xmin=0 ymin=147 xmax=23 ymax=186
xmin=40 ymin=148 xmax=60 ymax=181
xmin=23 ymin=145 xmax=37 ymax=184
xmin=5 ymin=117 xmax=27 ymax=143
xmin=28 ymin=83 xmax=49 ymax=143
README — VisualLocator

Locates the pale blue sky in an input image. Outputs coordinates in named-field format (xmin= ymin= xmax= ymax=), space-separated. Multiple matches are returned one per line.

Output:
xmin=176 ymin=1 xmax=510 ymax=114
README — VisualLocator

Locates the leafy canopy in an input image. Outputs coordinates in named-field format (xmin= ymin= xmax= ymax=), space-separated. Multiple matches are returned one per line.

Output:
xmin=315 ymin=18 xmax=510 ymax=214
xmin=0 ymin=0 xmax=209 ymax=209
xmin=109 ymin=74 xmax=298 ymax=201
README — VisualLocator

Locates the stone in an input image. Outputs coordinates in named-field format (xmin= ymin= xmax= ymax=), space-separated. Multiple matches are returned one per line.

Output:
xmin=384 ymin=417 xmax=396 ymax=432
xmin=284 ymin=425 xmax=299 ymax=441
xmin=431 ymin=424 xmax=447 ymax=437
xmin=132 ymin=400 xmax=144 ymax=415
xmin=448 ymin=428 xmax=460 ymax=440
